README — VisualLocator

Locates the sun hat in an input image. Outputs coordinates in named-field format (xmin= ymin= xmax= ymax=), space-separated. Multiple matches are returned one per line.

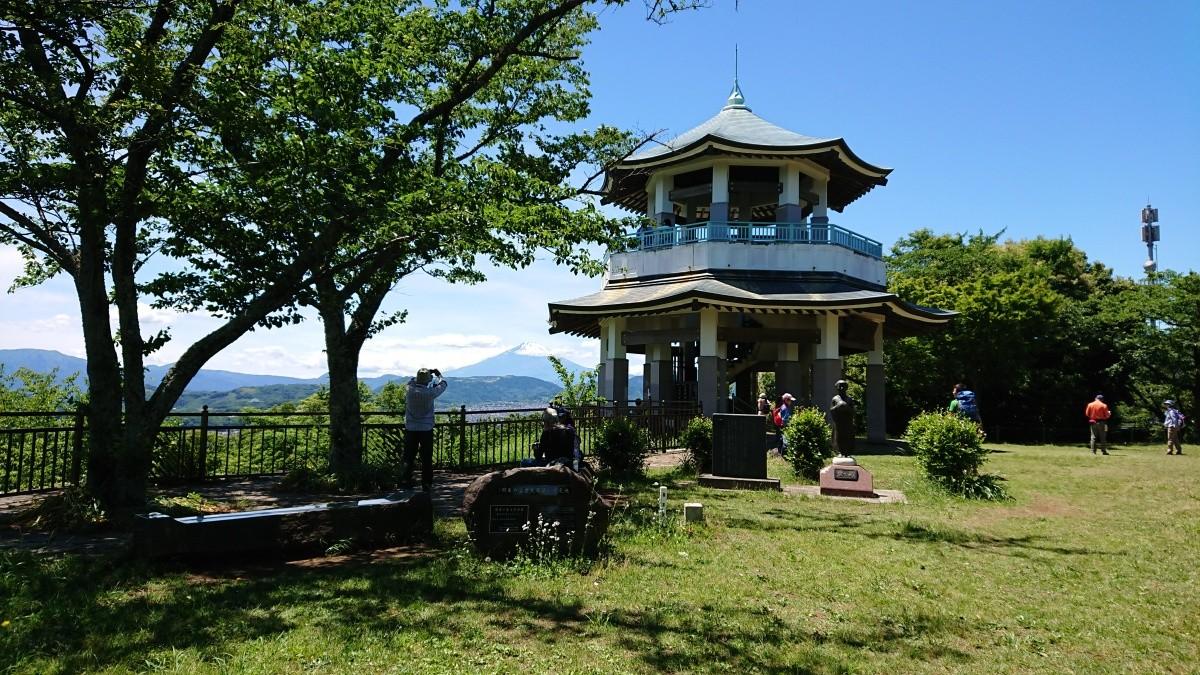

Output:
xmin=542 ymin=407 xmax=559 ymax=424
xmin=1164 ymin=399 xmax=1176 ymax=407
xmin=782 ymin=393 xmax=795 ymax=402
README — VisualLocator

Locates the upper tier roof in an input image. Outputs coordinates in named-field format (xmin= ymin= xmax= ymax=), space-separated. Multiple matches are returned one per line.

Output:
xmin=603 ymin=85 xmax=893 ymax=213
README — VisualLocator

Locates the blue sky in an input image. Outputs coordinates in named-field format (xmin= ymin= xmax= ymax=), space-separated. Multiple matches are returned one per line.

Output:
xmin=1 ymin=0 xmax=1197 ymax=377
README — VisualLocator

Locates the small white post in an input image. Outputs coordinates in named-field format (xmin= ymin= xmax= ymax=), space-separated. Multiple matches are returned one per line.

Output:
xmin=658 ymin=484 xmax=668 ymax=522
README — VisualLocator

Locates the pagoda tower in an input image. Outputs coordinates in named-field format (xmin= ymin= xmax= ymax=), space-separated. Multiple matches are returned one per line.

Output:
xmin=547 ymin=84 xmax=954 ymax=441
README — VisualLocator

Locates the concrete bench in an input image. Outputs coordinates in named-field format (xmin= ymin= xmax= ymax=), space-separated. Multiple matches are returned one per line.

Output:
xmin=133 ymin=491 xmax=433 ymax=559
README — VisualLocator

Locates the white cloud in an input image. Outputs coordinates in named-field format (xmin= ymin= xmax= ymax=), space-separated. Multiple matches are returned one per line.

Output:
xmin=221 ymin=346 xmax=326 ymax=375
xmin=0 ymin=246 xmax=23 ymax=287
xmin=29 ymin=313 xmax=73 ymax=332
xmin=108 ymin=302 xmax=180 ymax=329
xmin=404 ymin=333 xmax=502 ymax=349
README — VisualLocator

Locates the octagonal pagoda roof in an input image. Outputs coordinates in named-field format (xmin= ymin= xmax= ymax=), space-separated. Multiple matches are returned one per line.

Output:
xmin=603 ymin=84 xmax=893 ymax=214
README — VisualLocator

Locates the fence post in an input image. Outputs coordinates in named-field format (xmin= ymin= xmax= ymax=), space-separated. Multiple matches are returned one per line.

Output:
xmin=458 ymin=405 xmax=467 ymax=467
xmin=70 ymin=403 xmax=86 ymax=486
xmin=197 ymin=405 xmax=210 ymax=481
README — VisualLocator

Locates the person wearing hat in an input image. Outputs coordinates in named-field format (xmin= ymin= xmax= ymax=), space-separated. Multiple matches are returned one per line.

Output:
xmin=1163 ymin=399 xmax=1185 ymax=455
xmin=773 ymin=393 xmax=795 ymax=453
xmin=1084 ymin=394 xmax=1111 ymax=455
xmin=403 ymin=368 xmax=448 ymax=490
xmin=757 ymin=393 xmax=770 ymax=416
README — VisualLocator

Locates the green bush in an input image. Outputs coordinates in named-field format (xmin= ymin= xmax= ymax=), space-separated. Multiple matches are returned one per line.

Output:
xmin=594 ymin=417 xmax=650 ymax=479
xmin=905 ymin=412 xmax=1008 ymax=500
xmin=784 ymin=407 xmax=833 ymax=480
xmin=681 ymin=417 xmax=712 ymax=473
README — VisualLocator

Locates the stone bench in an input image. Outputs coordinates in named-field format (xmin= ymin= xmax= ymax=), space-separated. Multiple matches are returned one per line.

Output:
xmin=133 ymin=491 xmax=433 ymax=559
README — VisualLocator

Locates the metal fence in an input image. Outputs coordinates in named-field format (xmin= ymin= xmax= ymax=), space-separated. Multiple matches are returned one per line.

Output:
xmin=634 ymin=220 xmax=884 ymax=258
xmin=0 ymin=410 xmax=86 ymax=495
xmin=1 ymin=401 xmax=698 ymax=495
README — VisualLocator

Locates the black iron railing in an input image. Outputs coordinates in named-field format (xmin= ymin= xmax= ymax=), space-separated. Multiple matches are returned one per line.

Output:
xmin=1 ymin=401 xmax=699 ymax=495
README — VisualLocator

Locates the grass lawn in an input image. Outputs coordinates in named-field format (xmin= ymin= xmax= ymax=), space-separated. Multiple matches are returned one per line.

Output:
xmin=2 ymin=442 xmax=1197 ymax=674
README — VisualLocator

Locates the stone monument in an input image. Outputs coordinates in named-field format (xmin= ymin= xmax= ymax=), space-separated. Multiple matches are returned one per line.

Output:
xmin=462 ymin=465 xmax=609 ymax=559
xmin=699 ymin=413 xmax=782 ymax=490
xmin=820 ymin=380 xmax=875 ymax=497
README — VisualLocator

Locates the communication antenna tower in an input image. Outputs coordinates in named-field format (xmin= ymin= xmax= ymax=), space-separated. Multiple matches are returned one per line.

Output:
xmin=1140 ymin=202 xmax=1160 ymax=274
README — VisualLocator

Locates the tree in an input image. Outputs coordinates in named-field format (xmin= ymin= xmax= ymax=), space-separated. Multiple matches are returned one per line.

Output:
xmin=1105 ymin=271 xmax=1200 ymax=429
xmin=548 ymin=355 xmax=599 ymax=410
xmin=885 ymin=230 xmax=1135 ymax=438
xmin=0 ymin=0 xmax=702 ymax=507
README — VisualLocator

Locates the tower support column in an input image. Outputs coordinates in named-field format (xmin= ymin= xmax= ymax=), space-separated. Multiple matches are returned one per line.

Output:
xmin=599 ymin=317 xmax=628 ymax=405
xmin=775 ymin=342 xmax=803 ymax=404
xmin=697 ymin=308 xmax=724 ymax=414
xmin=867 ymin=320 xmax=886 ymax=442
xmin=814 ymin=313 xmax=841 ymax=411
xmin=646 ymin=343 xmax=673 ymax=402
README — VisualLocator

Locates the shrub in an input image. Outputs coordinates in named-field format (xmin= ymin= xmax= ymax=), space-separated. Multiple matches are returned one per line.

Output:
xmin=594 ymin=417 xmax=650 ymax=479
xmin=905 ymin=412 xmax=1008 ymax=500
xmin=785 ymin=407 xmax=833 ymax=480
xmin=681 ymin=416 xmax=713 ymax=472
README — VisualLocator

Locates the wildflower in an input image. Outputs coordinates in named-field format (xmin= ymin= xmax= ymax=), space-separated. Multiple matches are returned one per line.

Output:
xmin=1 ymin=620 xmax=10 ymax=628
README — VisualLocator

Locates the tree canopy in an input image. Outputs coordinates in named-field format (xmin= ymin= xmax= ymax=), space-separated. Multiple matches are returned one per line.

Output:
xmin=885 ymin=229 xmax=1196 ymax=440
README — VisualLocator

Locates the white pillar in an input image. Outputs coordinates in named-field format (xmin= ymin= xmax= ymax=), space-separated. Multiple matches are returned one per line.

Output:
xmin=653 ymin=173 xmax=674 ymax=224
xmin=777 ymin=164 xmax=803 ymax=223
xmin=599 ymin=317 xmax=628 ymax=403
xmin=812 ymin=176 xmax=829 ymax=223
xmin=814 ymin=313 xmax=840 ymax=411
xmin=867 ymin=319 xmax=886 ymax=442
xmin=710 ymin=162 xmax=730 ymax=231
xmin=698 ymin=308 xmax=721 ymax=414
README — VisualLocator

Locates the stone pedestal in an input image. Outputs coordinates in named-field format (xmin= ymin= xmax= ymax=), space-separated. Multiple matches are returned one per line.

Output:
xmin=819 ymin=456 xmax=875 ymax=497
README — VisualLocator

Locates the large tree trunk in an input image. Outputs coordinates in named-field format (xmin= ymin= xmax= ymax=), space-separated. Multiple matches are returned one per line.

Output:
xmin=325 ymin=323 xmax=365 ymax=475
xmin=317 ymin=276 xmax=395 ymax=475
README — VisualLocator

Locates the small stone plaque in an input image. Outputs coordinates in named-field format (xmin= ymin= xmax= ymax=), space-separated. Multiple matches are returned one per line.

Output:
xmin=833 ymin=468 xmax=860 ymax=481
xmin=489 ymin=504 xmax=529 ymax=533
xmin=820 ymin=461 xmax=874 ymax=497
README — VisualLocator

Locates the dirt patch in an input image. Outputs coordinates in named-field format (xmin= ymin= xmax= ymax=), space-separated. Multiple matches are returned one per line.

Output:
xmin=965 ymin=495 xmax=1085 ymax=527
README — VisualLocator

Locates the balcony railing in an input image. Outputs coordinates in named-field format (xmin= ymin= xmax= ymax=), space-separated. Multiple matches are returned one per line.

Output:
xmin=632 ymin=221 xmax=884 ymax=259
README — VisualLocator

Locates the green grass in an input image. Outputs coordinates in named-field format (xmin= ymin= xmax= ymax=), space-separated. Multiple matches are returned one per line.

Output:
xmin=2 ymin=442 xmax=1198 ymax=673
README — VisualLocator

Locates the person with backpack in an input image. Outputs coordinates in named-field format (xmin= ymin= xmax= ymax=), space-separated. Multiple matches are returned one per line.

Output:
xmin=1163 ymin=399 xmax=1185 ymax=456
xmin=949 ymin=384 xmax=982 ymax=425
xmin=1085 ymin=393 xmax=1112 ymax=455
xmin=772 ymin=393 xmax=794 ymax=453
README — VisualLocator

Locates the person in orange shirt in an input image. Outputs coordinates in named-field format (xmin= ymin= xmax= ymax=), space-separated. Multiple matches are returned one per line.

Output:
xmin=1085 ymin=394 xmax=1111 ymax=455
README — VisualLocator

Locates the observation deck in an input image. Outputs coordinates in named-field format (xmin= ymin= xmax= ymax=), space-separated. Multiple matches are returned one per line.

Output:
xmin=631 ymin=220 xmax=883 ymax=259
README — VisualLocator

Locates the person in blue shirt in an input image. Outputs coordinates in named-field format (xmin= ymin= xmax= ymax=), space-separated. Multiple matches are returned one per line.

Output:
xmin=403 ymin=368 xmax=448 ymax=490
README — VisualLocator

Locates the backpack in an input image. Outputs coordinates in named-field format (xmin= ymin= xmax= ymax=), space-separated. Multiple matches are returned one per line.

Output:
xmin=773 ymin=408 xmax=784 ymax=428
xmin=956 ymin=390 xmax=980 ymax=420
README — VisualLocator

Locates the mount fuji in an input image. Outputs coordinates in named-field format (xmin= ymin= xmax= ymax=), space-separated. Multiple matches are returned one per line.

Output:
xmin=446 ymin=342 xmax=592 ymax=383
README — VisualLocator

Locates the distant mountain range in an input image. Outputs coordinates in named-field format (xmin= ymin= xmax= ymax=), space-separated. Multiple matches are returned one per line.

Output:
xmin=0 ymin=345 xmax=601 ymax=411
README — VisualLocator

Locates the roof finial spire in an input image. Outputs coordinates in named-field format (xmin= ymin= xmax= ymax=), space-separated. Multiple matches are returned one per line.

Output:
xmin=724 ymin=45 xmax=749 ymax=110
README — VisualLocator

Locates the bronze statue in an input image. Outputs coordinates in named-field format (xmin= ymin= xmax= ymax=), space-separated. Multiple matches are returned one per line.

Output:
xmin=829 ymin=379 xmax=856 ymax=456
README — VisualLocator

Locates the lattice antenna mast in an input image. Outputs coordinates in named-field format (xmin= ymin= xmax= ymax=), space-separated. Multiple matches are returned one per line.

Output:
xmin=1140 ymin=202 xmax=1160 ymax=275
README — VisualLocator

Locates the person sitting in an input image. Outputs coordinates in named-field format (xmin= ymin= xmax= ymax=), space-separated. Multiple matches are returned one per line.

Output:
xmin=533 ymin=407 xmax=575 ymax=465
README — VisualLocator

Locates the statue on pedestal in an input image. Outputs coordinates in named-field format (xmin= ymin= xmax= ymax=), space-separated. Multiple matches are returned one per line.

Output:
xmin=830 ymin=379 xmax=856 ymax=457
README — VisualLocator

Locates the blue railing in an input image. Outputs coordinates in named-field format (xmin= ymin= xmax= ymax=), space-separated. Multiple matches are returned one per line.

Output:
xmin=632 ymin=221 xmax=884 ymax=259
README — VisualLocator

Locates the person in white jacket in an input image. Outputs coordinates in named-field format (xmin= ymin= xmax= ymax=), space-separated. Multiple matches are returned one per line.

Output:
xmin=403 ymin=368 xmax=448 ymax=490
